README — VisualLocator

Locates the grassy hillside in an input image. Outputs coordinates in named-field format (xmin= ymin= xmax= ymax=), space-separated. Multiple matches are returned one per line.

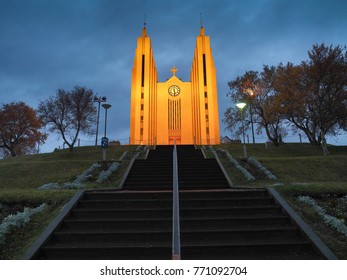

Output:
xmin=0 ymin=145 xmax=137 ymax=259
xmin=0 ymin=145 xmax=131 ymax=190
xmin=215 ymin=143 xmax=347 ymax=185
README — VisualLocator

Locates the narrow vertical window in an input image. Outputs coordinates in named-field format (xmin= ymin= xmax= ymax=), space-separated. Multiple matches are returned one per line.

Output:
xmin=141 ymin=55 xmax=145 ymax=87
xmin=203 ymin=54 xmax=207 ymax=86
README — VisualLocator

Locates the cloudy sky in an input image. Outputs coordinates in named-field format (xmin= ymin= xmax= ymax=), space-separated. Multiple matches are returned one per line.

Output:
xmin=1 ymin=0 xmax=346 ymax=152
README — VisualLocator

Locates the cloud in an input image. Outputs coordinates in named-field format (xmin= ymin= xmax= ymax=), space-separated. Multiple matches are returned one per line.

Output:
xmin=1 ymin=0 xmax=347 ymax=151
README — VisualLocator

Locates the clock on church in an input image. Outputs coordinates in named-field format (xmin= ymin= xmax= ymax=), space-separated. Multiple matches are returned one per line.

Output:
xmin=168 ymin=85 xmax=180 ymax=96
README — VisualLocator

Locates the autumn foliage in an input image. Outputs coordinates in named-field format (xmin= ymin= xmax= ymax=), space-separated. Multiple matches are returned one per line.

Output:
xmin=225 ymin=43 xmax=347 ymax=151
xmin=0 ymin=102 xmax=47 ymax=157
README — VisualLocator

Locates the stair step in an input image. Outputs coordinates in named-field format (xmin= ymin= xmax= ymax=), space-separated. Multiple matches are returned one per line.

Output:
xmin=181 ymin=227 xmax=303 ymax=242
xmin=77 ymin=197 xmax=275 ymax=209
xmin=77 ymin=199 xmax=172 ymax=209
xmin=123 ymin=183 xmax=173 ymax=188
xmin=51 ymin=231 xmax=171 ymax=245
xmin=122 ymin=185 xmax=172 ymax=189
xmin=53 ymin=227 xmax=300 ymax=243
xmin=180 ymin=190 xmax=268 ymax=199
xmin=180 ymin=206 xmax=284 ymax=218
xmin=70 ymin=209 xmax=172 ymax=219
xmin=124 ymin=178 xmax=172 ymax=182
xmin=40 ymin=246 xmax=171 ymax=260
xmin=61 ymin=216 xmax=291 ymax=231
xmin=84 ymin=191 xmax=172 ymax=200
xmin=181 ymin=242 xmax=324 ymax=260
xmin=61 ymin=219 xmax=172 ymax=231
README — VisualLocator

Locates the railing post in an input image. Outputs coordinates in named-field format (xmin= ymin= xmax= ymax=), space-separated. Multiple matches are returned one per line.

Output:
xmin=172 ymin=139 xmax=181 ymax=260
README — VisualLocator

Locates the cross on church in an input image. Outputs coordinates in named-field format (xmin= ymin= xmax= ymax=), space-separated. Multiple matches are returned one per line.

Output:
xmin=170 ymin=66 xmax=178 ymax=76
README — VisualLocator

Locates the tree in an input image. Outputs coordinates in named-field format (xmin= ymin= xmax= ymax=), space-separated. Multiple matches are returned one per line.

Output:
xmin=225 ymin=66 xmax=287 ymax=146
xmin=38 ymin=86 xmax=97 ymax=152
xmin=0 ymin=102 xmax=46 ymax=157
xmin=276 ymin=44 xmax=347 ymax=154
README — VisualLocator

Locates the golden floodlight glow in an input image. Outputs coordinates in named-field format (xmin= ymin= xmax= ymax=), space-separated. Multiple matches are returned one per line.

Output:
xmin=129 ymin=25 xmax=220 ymax=145
xmin=246 ymin=88 xmax=255 ymax=96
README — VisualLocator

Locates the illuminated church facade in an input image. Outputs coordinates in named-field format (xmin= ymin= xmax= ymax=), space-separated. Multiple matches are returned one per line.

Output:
xmin=129 ymin=25 xmax=220 ymax=145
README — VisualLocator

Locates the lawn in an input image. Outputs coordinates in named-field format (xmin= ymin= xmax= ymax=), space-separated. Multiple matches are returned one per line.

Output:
xmin=0 ymin=145 xmax=138 ymax=259
xmin=0 ymin=145 xmax=131 ymax=190
xmin=214 ymin=143 xmax=347 ymax=185
xmin=274 ymin=183 xmax=347 ymax=260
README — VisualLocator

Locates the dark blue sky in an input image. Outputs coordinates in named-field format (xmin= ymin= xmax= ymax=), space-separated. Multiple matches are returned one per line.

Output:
xmin=1 ymin=0 xmax=346 ymax=151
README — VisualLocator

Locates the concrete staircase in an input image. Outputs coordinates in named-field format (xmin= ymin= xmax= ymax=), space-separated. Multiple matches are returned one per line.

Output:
xmin=24 ymin=145 xmax=333 ymax=260
xmin=31 ymin=191 xmax=173 ymax=259
xmin=179 ymin=190 xmax=324 ymax=259
xmin=177 ymin=145 xmax=230 ymax=190
xmin=123 ymin=145 xmax=230 ymax=191
xmin=122 ymin=145 xmax=173 ymax=190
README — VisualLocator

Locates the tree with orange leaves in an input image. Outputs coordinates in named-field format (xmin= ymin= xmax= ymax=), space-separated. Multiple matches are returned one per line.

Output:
xmin=0 ymin=102 xmax=47 ymax=157
xmin=225 ymin=66 xmax=287 ymax=146
xmin=275 ymin=44 xmax=347 ymax=154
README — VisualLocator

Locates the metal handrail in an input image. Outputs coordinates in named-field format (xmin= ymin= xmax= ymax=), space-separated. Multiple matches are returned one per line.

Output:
xmin=172 ymin=139 xmax=181 ymax=260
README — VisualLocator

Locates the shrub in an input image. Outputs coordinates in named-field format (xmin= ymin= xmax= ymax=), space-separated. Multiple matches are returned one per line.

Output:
xmin=0 ymin=204 xmax=47 ymax=245
xmin=62 ymin=182 xmax=85 ymax=189
xmin=247 ymin=157 xmax=277 ymax=180
xmin=297 ymin=196 xmax=347 ymax=237
xmin=74 ymin=163 xmax=101 ymax=183
xmin=218 ymin=149 xmax=255 ymax=181
xmin=38 ymin=183 xmax=60 ymax=190
xmin=96 ymin=162 xmax=120 ymax=183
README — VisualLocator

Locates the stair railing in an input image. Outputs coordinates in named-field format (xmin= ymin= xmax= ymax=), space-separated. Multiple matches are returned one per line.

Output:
xmin=172 ymin=139 xmax=181 ymax=260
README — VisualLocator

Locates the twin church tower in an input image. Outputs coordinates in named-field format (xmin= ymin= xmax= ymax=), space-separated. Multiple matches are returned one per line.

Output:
xmin=129 ymin=24 xmax=220 ymax=145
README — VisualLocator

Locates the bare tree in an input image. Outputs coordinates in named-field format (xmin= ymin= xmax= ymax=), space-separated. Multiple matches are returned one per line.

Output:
xmin=38 ymin=86 xmax=97 ymax=152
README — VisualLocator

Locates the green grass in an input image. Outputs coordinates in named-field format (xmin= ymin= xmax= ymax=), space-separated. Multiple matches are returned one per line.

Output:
xmin=274 ymin=183 xmax=347 ymax=260
xmin=0 ymin=145 xmax=132 ymax=190
xmin=215 ymin=143 xmax=347 ymax=185
xmin=0 ymin=145 xmax=138 ymax=259
xmin=219 ymin=143 xmax=347 ymax=158
xmin=0 ymin=189 xmax=75 ymax=259
xmin=262 ymin=156 xmax=347 ymax=183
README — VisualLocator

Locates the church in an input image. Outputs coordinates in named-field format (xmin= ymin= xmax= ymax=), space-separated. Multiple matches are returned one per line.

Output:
xmin=129 ymin=24 xmax=220 ymax=145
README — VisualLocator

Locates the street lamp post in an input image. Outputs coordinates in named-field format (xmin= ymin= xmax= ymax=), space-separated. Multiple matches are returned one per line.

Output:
xmin=93 ymin=96 xmax=107 ymax=147
xmin=236 ymin=102 xmax=247 ymax=159
xmin=249 ymin=103 xmax=255 ymax=145
xmin=246 ymin=89 xmax=256 ymax=145
xmin=102 ymin=103 xmax=112 ymax=161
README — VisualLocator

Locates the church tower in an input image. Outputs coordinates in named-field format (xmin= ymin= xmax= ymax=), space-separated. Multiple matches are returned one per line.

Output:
xmin=129 ymin=26 xmax=158 ymax=145
xmin=129 ymin=25 xmax=220 ymax=145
